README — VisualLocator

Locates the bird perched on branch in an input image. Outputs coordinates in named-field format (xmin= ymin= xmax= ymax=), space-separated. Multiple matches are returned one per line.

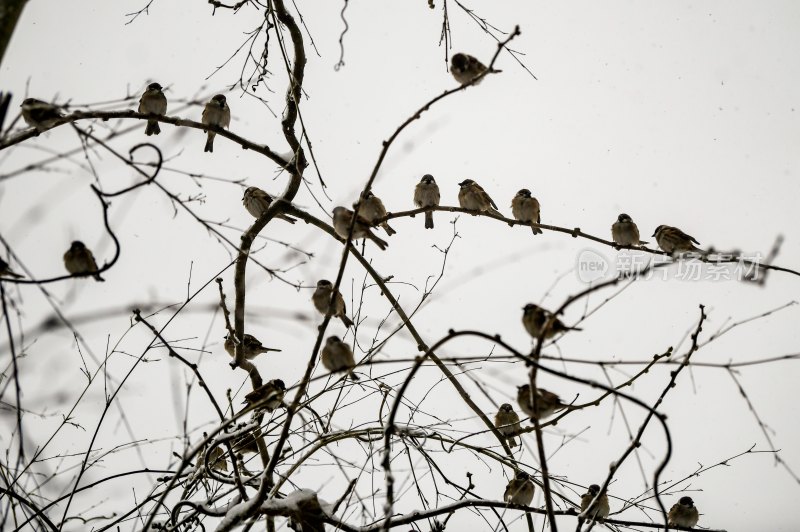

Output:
xmin=516 ymin=384 xmax=568 ymax=421
xmin=224 ymin=333 xmax=281 ymax=360
xmin=63 ymin=241 xmax=104 ymax=281
xmin=138 ymin=82 xmax=167 ymax=136
xmin=242 ymin=186 xmax=297 ymax=223
xmin=458 ymin=179 xmax=502 ymax=216
xmin=503 ymin=471 xmax=534 ymax=505
xmin=20 ymin=98 xmax=63 ymax=132
xmin=511 ymin=189 xmax=542 ymax=234
xmin=243 ymin=378 xmax=286 ymax=412
xmin=494 ymin=403 xmax=521 ymax=448
xmin=522 ymin=303 xmax=581 ymax=340
xmin=668 ymin=496 xmax=699 ymax=528
xmin=611 ymin=213 xmax=646 ymax=246
xmin=312 ymin=279 xmax=354 ymax=328
xmin=450 ymin=53 xmax=501 ymax=85
xmin=413 ymin=174 xmax=440 ymax=229
xmin=355 ymin=191 xmax=396 ymax=236
xmin=332 ymin=206 xmax=388 ymax=250
xmin=201 ymin=94 xmax=230 ymax=153
xmin=0 ymin=258 xmax=23 ymax=279
xmin=580 ymin=484 xmax=610 ymax=520
xmin=653 ymin=225 xmax=703 ymax=256
xmin=206 ymin=445 xmax=228 ymax=472
xmin=321 ymin=336 xmax=359 ymax=380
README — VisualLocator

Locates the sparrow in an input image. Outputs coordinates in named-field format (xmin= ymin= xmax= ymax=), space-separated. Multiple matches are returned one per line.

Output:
xmin=355 ymin=191 xmax=396 ymax=236
xmin=450 ymin=53 xmax=501 ymax=85
xmin=0 ymin=258 xmax=23 ymax=279
xmin=224 ymin=333 xmax=281 ymax=360
xmin=494 ymin=403 xmax=521 ymax=448
xmin=243 ymin=378 xmax=286 ymax=412
xmin=522 ymin=303 xmax=581 ymax=340
xmin=207 ymin=445 xmax=228 ymax=472
xmin=579 ymin=484 xmax=610 ymax=520
xmin=321 ymin=335 xmax=359 ymax=380
xmin=413 ymin=174 xmax=440 ymax=229
xmin=201 ymin=94 xmax=231 ymax=153
xmin=233 ymin=431 xmax=260 ymax=455
xmin=242 ymin=186 xmax=297 ymax=223
xmin=63 ymin=241 xmax=104 ymax=281
xmin=20 ymin=98 xmax=63 ymax=132
xmin=611 ymin=213 xmax=647 ymax=246
xmin=667 ymin=496 xmax=699 ymax=528
xmin=138 ymin=82 xmax=167 ymax=136
xmin=511 ymin=189 xmax=542 ymax=234
xmin=516 ymin=384 xmax=568 ymax=421
xmin=653 ymin=225 xmax=702 ymax=255
xmin=332 ymin=206 xmax=388 ymax=250
xmin=312 ymin=279 xmax=354 ymax=328
xmin=503 ymin=471 xmax=535 ymax=506
xmin=458 ymin=179 xmax=502 ymax=216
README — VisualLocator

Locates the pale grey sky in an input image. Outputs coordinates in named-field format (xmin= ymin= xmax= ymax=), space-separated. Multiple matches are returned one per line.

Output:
xmin=1 ymin=1 xmax=799 ymax=530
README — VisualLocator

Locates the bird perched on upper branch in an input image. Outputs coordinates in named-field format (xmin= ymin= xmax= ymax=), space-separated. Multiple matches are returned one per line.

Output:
xmin=503 ymin=471 xmax=534 ymax=505
xmin=20 ymin=98 xmax=63 ymax=132
xmin=580 ymin=484 xmax=610 ymax=520
xmin=332 ymin=206 xmax=388 ymax=250
xmin=668 ymin=496 xmax=699 ymax=528
xmin=224 ymin=333 xmax=281 ymax=360
xmin=611 ymin=213 xmax=646 ymax=246
xmin=63 ymin=241 xmax=104 ymax=281
xmin=355 ymin=191 xmax=396 ymax=235
xmin=522 ymin=303 xmax=581 ymax=340
xmin=138 ymin=82 xmax=167 ymax=136
xmin=321 ymin=335 xmax=359 ymax=380
xmin=413 ymin=174 xmax=440 ymax=229
xmin=494 ymin=403 xmax=521 ymax=448
xmin=511 ymin=189 xmax=543 ymax=234
xmin=653 ymin=225 xmax=703 ymax=256
xmin=201 ymin=94 xmax=230 ymax=153
xmin=458 ymin=179 xmax=502 ymax=216
xmin=450 ymin=53 xmax=501 ymax=85
xmin=312 ymin=279 xmax=354 ymax=328
xmin=243 ymin=378 xmax=286 ymax=412
xmin=516 ymin=384 xmax=568 ymax=421
xmin=242 ymin=186 xmax=297 ymax=223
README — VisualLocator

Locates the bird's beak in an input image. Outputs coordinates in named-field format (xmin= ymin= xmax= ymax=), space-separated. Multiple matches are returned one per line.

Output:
xmin=458 ymin=180 xmax=466 ymax=186
xmin=651 ymin=230 xmax=657 ymax=237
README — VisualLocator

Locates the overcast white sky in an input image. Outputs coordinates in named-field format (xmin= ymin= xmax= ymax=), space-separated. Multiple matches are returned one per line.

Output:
xmin=2 ymin=1 xmax=799 ymax=530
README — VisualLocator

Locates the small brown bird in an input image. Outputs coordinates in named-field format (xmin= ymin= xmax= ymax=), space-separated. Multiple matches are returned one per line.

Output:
xmin=668 ymin=496 xmax=699 ymax=528
xmin=516 ymin=384 xmax=568 ymax=421
xmin=241 ymin=186 xmax=297 ymax=223
xmin=458 ymin=179 xmax=502 ymax=216
xmin=522 ymin=303 xmax=581 ymax=340
xmin=201 ymin=94 xmax=231 ymax=153
xmin=580 ymin=484 xmax=610 ymax=520
xmin=355 ymin=191 xmax=396 ymax=235
xmin=413 ymin=174 xmax=440 ymax=229
xmin=312 ymin=279 xmax=354 ymax=328
xmin=224 ymin=333 xmax=281 ymax=360
xmin=233 ymin=431 xmax=260 ymax=455
xmin=511 ymin=189 xmax=542 ymax=235
xmin=321 ymin=335 xmax=359 ymax=380
xmin=503 ymin=471 xmax=535 ymax=506
xmin=20 ymin=98 xmax=63 ymax=132
xmin=653 ymin=225 xmax=702 ymax=255
xmin=0 ymin=258 xmax=23 ymax=279
xmin=611 ymin=213 xmax=646 ymax=246
xmin=494 ymin=403 xmax=521 ymax=448
xmin=63 ymin=241 xmax=104 ymax=281
xmin=138 ymin=82 xmax=167 ymax=136
xmin=450 ymin=53 xmax=501 ymax=85
xmin=207 ymin=445 xmax=228 ymax=472
xmin=243 ymin=378 xmax=286 ymax=412
xmin=332 ymin=206 xmax=388 ymax=250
